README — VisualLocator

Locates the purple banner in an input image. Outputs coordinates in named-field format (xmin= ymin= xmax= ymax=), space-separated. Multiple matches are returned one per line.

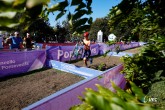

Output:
xmin=0 ymin=42 xmax=139 ymax=78
xmin=119 ymin=42 xmax=139 ymax=51
xmin=131 ymin=42 xmax=140 ymax=47
xmin=101 ymin=65 xmax=126 ymax=92
xmin=0 ymin=50 xmax=46 ymax=78
xmin=98 ymin=42 xmax=139 ymax=54
xmin=46 ymin=44 xmax=100 ymax=62
xmin=46 ymin=46 xmax=60 ymax=61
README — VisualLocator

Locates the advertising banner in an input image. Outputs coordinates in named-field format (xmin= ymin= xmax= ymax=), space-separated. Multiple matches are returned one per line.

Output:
xmin=0 ymin=50 xmax=46 ymax=78
xmin=46 ymin=44 xmax=100 ymax=62
xmin=98 ymin=42 xmax=139 ymax=54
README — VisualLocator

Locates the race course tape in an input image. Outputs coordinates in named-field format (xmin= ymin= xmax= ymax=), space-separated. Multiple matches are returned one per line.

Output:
xmin=50 ymin=60 xmax=103 ymax=78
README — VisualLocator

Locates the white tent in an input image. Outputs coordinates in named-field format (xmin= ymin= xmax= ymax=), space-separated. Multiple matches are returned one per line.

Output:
xmin=97 ymin=30 xmax=103 ymax=42
xmin=108 ymin=33 xmax=116 ymax=41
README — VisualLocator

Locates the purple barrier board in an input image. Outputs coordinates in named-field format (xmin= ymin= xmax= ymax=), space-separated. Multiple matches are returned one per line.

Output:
xmin=46 ymin=42 xmax=139 ymax=63
xmin=100 ymin=65 xmax=126 ymax=92
xmin=23 ymin=64 xmax=126 ymax=110
xmin=46 ymin=44 xmax=100 ymax=62
xmin=120 ymin=42 xmax=140 ymax=51
xmin=98 ymin=42 xmax=140 ymax=54
xmin=0 ymin=50 xmax=46 ymax=78
xmin=0 ymin=42 xmax=139 ymax=78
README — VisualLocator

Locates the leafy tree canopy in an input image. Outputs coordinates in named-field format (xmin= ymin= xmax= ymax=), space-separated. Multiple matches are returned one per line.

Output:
xmin=0 ymin=0 xmax=49 ymax=30
xmin=0 ymin=0 xmax=93 ymax=34
xmin=108 ymin=0 xmax=165 ymax=42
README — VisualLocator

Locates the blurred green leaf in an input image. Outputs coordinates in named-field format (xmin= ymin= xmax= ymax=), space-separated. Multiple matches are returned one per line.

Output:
xmin=6 ymin=23 xmax=20 ymax=28
xmin=85 ymin=91 xmax=111 ymax=110
xmin=72 ymin=9 xmax=87 ymax=20
xmin=86 ymin=0 xmax=92 ymax=7
xmin=129 ymin=81 xmax=145 ymax=101
xmin=56 ymin=10 xmax=66 ymax=20
xmin=71 ymin=0 xmax=82 ymax=6
xmin=141 ymin=105 xmax=155 ymax=110
xmin=110 ymin=97 xmax=125 ymax=108
xmin=67 ymin=12 xmax=72 ymax=20
xmin=86 ymin=6 xmax=92 ymax=14
xmin=70 ymin=83 xmax=156 ymax=110
xmin=0 ymin=18 xmax=18 ymax=26
xmin=76 ymin=24 xmax=90 ymax=33
xmin=70 ymin=102 xmax=93 ymax=110
xmin=75 ymin=2 xmax=86 ymax=11
xmin=125 ymin=101 xmax=140 ymax=110
xmin=0 ymin=12 xmax=16 ymax=19
xmin=0 ymin=22 xmax=19 ymax=28
xmin=112 ymin=82 xmax=137 ymax=102
xmin=26 ymin=0 xmax=50 ymax=8
xmin=88 ymin=17 xmax=93 ymax=24
xmin=110 ymin=103 xmax=124 ymax=110
xmin=26 ymin=4 xmax=43 ymax=19
xmin=0 ymin=1 xmax=15 ymax=12
xmin=96 ymin=84 xmax=115 ymax=97
xmin=74 ymin=18 xmax=88 ymax=28
xmin=48 ymin=0 xmax=68 ymax=12
xmin=48 ymin=3 xmax=60 ymax=11
xmin=13 ymin=0 xmax=26 ymax=7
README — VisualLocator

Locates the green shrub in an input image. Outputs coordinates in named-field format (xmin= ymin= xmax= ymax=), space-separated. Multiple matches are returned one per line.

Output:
xmin=98 ymin=63 xmax=106 ymax=71
xmin=121 ymin=36 xmax=165 ymax=93
xmin=70 ymin=81 xmax=157 ymax=110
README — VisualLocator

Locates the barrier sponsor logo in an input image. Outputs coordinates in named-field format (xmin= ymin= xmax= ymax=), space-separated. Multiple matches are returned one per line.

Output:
xmin=91 ymin=48 xmax=97 ymax=54
xmin=57 ymin=50 xmax=73 ymax=60
xmin=0 ymin=60 xmax=15 ymax=66
xmin=1 ymin=61 xmax=29 ymax=70
xmin=142 ymin=95 xmax=158 ymax=103
xmin=57 ymin=47 xmax=98 ymax=60
xmin=0 ymin=50 xmax=46 ymax=78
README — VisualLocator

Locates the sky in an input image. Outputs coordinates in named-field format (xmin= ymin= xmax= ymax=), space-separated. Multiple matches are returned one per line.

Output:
xmin=48 ymin=0 xmax=122 ymax=27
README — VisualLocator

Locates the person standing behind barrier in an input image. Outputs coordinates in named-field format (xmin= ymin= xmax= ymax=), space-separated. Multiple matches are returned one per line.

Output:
xmin=9 ymin=32 xmax=23 ymax=50
xmin=24 ymin=33 xmax=32 ymax=50
xmin=6 ymin=33 xmax=14 ymax=49
xmin=0 ymin=35 xmax=3 ymax=49
xmin=82 ymin=32 xmax=93 ymax=67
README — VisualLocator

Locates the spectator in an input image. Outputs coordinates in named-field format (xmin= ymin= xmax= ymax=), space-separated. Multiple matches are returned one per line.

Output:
xmin=0 ymin=35 xmax=3 ymax=49
xmin=9 ymin=32 xmax=23 ymax=50
xmin=24 ymin=33 xmax=32 ymax=50
xmin=6 ymin=33 xmax=14 ymax=49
